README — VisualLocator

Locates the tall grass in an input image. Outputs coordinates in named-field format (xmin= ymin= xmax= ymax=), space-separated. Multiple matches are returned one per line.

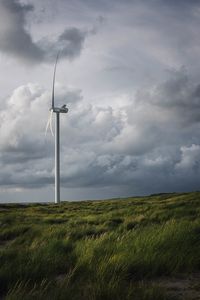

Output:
xmin=0 ymin=191 xmax=200 ymax=299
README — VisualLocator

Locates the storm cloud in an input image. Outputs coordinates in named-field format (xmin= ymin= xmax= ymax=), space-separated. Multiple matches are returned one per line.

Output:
xmin=0 ymin=70 xmax=200 ymax=196
xmin=0 ymin=0 xmax=200 ymax=202
xmin=0 ymin=0 xmax=87 ymax=63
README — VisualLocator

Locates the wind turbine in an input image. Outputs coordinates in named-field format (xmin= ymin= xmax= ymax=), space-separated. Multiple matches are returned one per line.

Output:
xmin=46 ymin=53 xmax=68 ymax=204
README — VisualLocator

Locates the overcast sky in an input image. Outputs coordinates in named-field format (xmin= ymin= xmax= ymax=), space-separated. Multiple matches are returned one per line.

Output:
xmin=0 ymin=0 xmax=200 ymax=203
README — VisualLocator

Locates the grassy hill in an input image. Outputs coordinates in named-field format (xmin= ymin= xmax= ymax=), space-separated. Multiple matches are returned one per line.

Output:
xmin=0 ymin=192 xmax=200 ymax=299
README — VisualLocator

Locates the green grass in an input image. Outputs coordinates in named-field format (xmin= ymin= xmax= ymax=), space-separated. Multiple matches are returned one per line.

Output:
xmin=0 ymin=192 xmax=200 ymax=299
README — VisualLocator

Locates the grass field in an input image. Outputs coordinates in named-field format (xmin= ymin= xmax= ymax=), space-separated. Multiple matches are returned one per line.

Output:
xmin=0 ymin=192 xmax=200 ymax=299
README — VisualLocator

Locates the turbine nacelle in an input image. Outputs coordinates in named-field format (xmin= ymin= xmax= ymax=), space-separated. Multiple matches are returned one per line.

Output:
xmin=50 ymin=106 xmax=69 ymax=113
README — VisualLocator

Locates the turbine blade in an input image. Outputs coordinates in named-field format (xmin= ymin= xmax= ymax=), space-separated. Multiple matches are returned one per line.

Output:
xmin=49 ymin=110 xmax=54 ymax=136
xmin=45 ymin=110 xmax=54 ymax=136
xmin=52 ymin=51 xmax=60 ymax=110
xmin=45 ymin=111 xmax=51 ymax=136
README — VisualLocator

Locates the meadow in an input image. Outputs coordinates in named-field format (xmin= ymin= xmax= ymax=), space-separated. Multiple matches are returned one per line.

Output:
xmin=0 ymin=192 xmax=200 ymax=299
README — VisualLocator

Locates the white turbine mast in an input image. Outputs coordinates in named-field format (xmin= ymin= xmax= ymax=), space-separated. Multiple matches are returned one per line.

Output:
xmin=47 ymin=52 xmax=68 ymax=204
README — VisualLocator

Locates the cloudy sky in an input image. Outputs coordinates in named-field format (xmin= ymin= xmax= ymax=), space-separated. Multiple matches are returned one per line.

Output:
xmin=0 ymin=0 xmax=200 ymax=203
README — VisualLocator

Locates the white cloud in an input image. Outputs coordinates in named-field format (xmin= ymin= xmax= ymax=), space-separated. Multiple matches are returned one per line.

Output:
xmin=175 ymin=144 xmax=200 ymax=171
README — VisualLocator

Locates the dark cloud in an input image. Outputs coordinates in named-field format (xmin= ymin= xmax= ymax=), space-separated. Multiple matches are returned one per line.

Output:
xmin=40 ymin=27 xmax=87 ymax=62
xmin=0 ymin=0 xmax=44 ymax=63
xmin=0 ymin=0 xmax=87 ymax=64
xmin=139 ymin=69 xmax=200 ymax=126
xmin=158 ymin=0 xmax=199 ymax=8
xmin=58 ymin=28 xmax=86 ymax=58
xmin=2 ymin=0 xmax=33 ymax=12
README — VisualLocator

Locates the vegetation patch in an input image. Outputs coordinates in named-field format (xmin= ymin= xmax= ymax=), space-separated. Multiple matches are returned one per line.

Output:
xmin=0 ymin=191 xmax=200 ymax=299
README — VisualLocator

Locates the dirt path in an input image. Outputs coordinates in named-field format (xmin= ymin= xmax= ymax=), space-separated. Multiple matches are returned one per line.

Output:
xmin=157 ymin=273 xmax=200 ymax=299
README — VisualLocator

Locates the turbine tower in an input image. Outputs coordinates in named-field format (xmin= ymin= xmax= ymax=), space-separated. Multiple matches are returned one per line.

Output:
xmin=47 ymin=53 xmax=68 ymax=204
